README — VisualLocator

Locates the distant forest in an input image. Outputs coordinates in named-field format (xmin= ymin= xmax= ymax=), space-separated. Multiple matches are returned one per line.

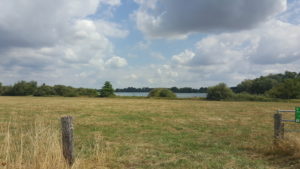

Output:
xmin=0 ymin=71 xmax=299 ymax=99
xmin=206 ymin=71 xmax=300 ymax=100
xmin=0 ymin=82 xmax=98 ymax=97
xmin=115 ymin=87 xmax=208 ymax=93
xmin=229 ymin=71 xmax=300 ymax=99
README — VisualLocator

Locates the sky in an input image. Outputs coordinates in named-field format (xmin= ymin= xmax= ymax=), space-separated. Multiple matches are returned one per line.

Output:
xmin=0 ymin=0 xmax=300 ymax=88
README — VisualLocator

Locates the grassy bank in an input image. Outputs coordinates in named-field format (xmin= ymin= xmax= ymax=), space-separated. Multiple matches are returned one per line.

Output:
xmin=0 ymin=96 xmax=300 ymax=168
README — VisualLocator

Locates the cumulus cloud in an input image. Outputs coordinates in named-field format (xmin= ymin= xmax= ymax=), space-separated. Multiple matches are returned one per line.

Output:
xmin=250 ymin=20 xmax=300 ymax=64
xmin=170 ymin=19 xmax=300 ymax=86
xmin=0 ymin=0 xmax=130 ymax=87
xmin=0 ymin=0 xmax=102 ymax=48
xmin=133 ymin=0 xmax=286 ymax=38
xmin=105 ymin=56 xmax=128 ymax=68
xmin=172 ymin=50 xmax=195 ymax=64
xmin=279 ymin=0 xmax=300 ymax=24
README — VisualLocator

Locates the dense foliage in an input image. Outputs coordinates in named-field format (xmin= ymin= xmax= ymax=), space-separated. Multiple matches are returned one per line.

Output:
xmin=206 ymin=71 xmax=300 ymax=101
xmin=100 ymin=81 xmax=115 ymax=97
xmin=1 ymin=71 xmax=299 ymax=100
xmin=0 ymin=83 xmax=3 ymax=95
xmin=148 ymin=88 xmax=176 ymax=98
xmin=116 ymin=87 xmax=152 ymax=92
xmin=116 ymin=87 xmax=207 ymax=93
xmin=207 ymin=83 xmax=234 ymax=100
xmin=235 ymin=71 xmax=300 ymax=94
xmin=267 ymin=79 xmax=300 ymax=99
xmin=34 ymin=84 xmax=56 ymax=96
xmin=0 ymin=81 xmax=98 ymax=97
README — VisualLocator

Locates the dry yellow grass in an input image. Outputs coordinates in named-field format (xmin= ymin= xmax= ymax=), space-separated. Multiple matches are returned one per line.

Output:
xmin=0 ymin=96 xmax=300 ymax=168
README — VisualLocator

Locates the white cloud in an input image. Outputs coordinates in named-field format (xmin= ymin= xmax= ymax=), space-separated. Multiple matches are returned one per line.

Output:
xmin=169 ymin=19 xmax=300 ymax=86
xmin=94 ymin=20 xmax=129 ymax=38
xmin=133 ymin=0 xmax=286 ymax=38
xmin=279 ymin=0 xmax=300 ymax=24
xmin=0 ymin=0 xmax=103 ymax=48
xmin=99 ymin=0 xmax=121 ymax=6
xmin=0 ymin=0 xmax=129 ymax=88
xmin=172 ymin=50 xmax=195 ymax=64
xmin=105 ymin=56 xmax=128 ymax=68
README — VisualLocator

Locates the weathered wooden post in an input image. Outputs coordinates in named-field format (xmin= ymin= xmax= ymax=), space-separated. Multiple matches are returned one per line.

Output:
xmin=274 ymin=113 xmax=284 ymax=144
xmin=61 ymin=116 xmax=74 ymax=166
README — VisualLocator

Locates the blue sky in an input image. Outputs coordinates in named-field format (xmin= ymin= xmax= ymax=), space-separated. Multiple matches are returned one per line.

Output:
xmin=0 ymin=0 xmax=300 ymax=88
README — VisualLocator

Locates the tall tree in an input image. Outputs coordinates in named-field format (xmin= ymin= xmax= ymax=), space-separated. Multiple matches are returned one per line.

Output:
xmin=0 ymin=82 xmax=3 ymax=95
xmin=10 ymin=81 xmax=38 ymax=96
xmin=100 ymin=81 xmax=115 ymax=97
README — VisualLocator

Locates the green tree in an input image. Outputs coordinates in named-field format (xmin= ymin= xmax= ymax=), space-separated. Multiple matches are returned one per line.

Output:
xmin=267 ymin=79 xmax=300 ymax=99
xmin=236 ymin=79 xmax=253 ymax=93
xmin=0 ymin=82 xmax=2 ymax=95
xmin=148 ymin=88 xmax=176 ymax=98
xmin=100 ymin=81 xmax=115 ymax=97
xmin=207 ymin=83 xmax=234 ymax=100
xmin=10 ymin=81 xmax=38 ymax=96
xmin=249 ymin=77 xmax=278 ymax=94
xmin=34 ymin=84 xmax=56 ymax=96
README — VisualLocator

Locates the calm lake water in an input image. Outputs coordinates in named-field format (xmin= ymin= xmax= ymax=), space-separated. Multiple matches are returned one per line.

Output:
xmin=115 ymin=92 xmax=207 ymax=98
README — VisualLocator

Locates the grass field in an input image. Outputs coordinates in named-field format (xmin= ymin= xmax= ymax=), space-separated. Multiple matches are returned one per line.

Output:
xmin=0 ymin=96 xmax=300 ymax=169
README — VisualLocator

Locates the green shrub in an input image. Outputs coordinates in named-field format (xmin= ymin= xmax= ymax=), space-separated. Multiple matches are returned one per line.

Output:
xmin=229 ymin=92 xmax=276 ymax=101
xmin=53 ymin=85 xmax=78 ymax=97
xmin=76 ymin=88 xmax=98 ymax=97
xmin=148 ymin=88 xmax=176 ymax=98
xmin=207 ymin=83 xmax=233 ymax=100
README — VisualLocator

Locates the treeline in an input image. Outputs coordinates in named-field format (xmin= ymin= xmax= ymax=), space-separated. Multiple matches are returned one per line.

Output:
xmin=0 ymin=81 xmax=98 ymax=97
xmin=234 ymin=71 xmax=300 ymax=99
xmin=116 ymin=87 xmax=208 ymax=93
xmin=207 ymin=71 xmax=300 ymax=100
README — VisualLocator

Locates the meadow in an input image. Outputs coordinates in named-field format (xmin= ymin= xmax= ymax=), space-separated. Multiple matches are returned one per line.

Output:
xmin=0 ymin=96 xmax=300 ymax=169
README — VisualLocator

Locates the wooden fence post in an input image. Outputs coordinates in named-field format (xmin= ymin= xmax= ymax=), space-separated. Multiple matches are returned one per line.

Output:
xmin=61 ymin=116 xmax=74 ymax=166
xmin=274 ymin=113 xmax=284 ymax=144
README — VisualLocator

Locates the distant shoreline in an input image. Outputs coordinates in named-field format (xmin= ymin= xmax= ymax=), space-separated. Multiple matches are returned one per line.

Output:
xmin=115 ymin=92 xmax=207 ymax=98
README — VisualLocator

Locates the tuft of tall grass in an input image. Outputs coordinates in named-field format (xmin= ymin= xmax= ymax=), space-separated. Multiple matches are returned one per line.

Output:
xmin=0 ymin=117 xmax=108 ymax=169
xmin=269 ymin=134 xmax=300 ymax=158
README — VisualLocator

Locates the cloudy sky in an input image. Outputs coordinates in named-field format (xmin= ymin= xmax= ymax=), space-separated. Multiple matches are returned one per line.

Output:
xmin=0 ymin=0 xmax=300 ymax=88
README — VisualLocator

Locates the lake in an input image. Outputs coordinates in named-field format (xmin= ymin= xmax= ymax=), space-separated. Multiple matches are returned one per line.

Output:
xmin=115 ymin=92 xmax=207 ymax=98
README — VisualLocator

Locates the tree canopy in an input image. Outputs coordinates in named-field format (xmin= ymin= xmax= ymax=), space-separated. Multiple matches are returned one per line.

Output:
xmin=100 ymin=81 xmax=115 ymax=97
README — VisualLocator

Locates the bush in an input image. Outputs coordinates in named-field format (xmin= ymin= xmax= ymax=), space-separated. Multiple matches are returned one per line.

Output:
xmin=229 ymin=92 xmax=276 ymax=101
xmin=207 ymin=83 xmax=233 ymax=100
xmin=148 ymin=88 xmax=176 ymax=98
xmin=53 ymin=85 xmax=78 ymax=97
xmin=76 ymin=88 xmax=98 ymax=97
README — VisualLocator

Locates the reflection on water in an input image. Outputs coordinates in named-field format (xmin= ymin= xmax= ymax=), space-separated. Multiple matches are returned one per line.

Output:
xmin=115 ymin=92 xmax=207 ymax=98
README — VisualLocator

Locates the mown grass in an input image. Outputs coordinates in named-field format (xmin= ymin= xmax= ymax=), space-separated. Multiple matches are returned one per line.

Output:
xmin=0 ymin=96 xmax=300 ymax=168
